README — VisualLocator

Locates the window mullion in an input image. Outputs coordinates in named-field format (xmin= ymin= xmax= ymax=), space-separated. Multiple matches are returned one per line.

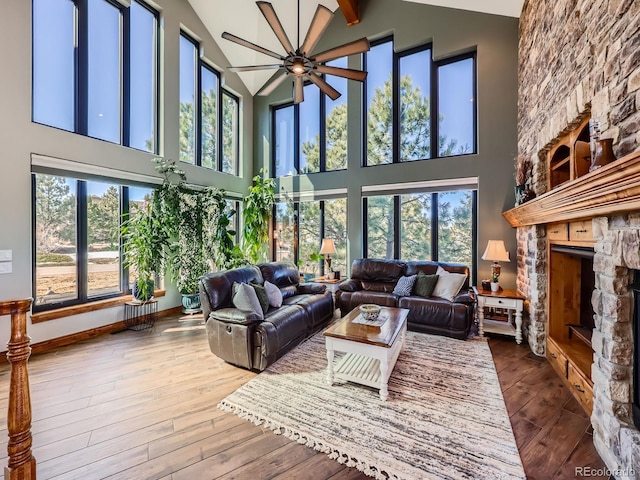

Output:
xmin=362 ymin=197 xmax=368 ymax=257
xmin=120 ymin=186 xmax=129 ymax=293
xmin=77 ymin=0 xmax=88 ymax=135
xmin=294 ymin=105 xmax=300 ymax=174
xmin=77 ymin=180 xmax=88 ymax=301
xmin=122 ymin=4 xmax=131 ymax=147
xmin=431 ymin=192 xmax=438 ymax=261
xmin=393 ymin=195 xmax=400 ymax=259
xmin=196 ymin=59 xmax=203 ymax=166
xmin=218 ymin=87 xmax=224 ymax=172
xmin=392 ymin=48 xmax=399 ymax=164
xmin=430 ymin=54 xmax=438 ymax=159
xmin=319 ymin=89 xmax=326 ymax=172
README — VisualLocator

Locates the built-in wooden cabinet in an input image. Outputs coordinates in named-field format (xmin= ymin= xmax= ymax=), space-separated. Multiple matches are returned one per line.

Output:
xmin=547 ymin=117 xmax=592 ymax=190
xmin=546 ymin=220 xmax=595 ymax=415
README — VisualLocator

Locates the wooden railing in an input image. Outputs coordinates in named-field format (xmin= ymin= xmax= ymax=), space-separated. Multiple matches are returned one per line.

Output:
xmin=1 ymin=299 xmax=36 ymax=480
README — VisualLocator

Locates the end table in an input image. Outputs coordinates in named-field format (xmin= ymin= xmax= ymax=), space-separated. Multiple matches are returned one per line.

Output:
xmin=472 ymin=287 xmax=525 ymax=344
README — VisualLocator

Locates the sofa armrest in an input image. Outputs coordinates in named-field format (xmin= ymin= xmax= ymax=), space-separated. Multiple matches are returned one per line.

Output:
xmin=453 ymin=291 xmax=474 ymax=305
xmin=339 ymin=279 xmax=361 ymax=292
xmin=209 ymin=308 xmax=263 ymax=325
xmin=297 ymin=283 xmax=327 ymax=295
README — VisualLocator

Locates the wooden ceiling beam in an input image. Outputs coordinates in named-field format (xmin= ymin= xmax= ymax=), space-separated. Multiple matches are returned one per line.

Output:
xmin=337 ymin=0 xmax=360 ymax=26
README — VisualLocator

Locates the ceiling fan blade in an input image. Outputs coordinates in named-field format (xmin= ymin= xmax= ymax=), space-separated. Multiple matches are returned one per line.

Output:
xmin=258 ymin=69 xmax=289 ymax=96
xmin=228 ymin=64 xmax=282 ymax=72
xmin=308 ymin=73 xmax=340 ymax=101
xmin=315 ymin=64 xmax=367 ymax=82
xmin=222 ymin=32 xmax=284 ymax=61
xmin=257 ymin=1 xmax=295 ymax=55
xmin=294 ymin=76 xmax=304 ymax=104
xmin=312 ymin=38 xmax=371 ymax=63
xmin=300 ymin=5 xmax=334 ymax=56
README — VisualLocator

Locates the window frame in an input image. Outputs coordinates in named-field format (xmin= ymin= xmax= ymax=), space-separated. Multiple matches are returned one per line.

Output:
xmin=272 ymin=197 xmax=347 ymax=276
xmin=31 ymin=173 xmax=150 ymax=313
xmin=179 ymin=31 xmax=240 ymax=175
xmin=363 ymin=37 xmax=477 ymax=166
xmin=362 ymin=190 xmax=478 ymax=284
xmin=31 ymin=0 xmax=160 ymax=153
xmin=270 ymin=76 xmax=348 ymax=177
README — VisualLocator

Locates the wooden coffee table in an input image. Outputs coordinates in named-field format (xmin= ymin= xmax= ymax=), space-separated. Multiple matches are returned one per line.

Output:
xmin=323 ymin=306 xmax=409 ymax=401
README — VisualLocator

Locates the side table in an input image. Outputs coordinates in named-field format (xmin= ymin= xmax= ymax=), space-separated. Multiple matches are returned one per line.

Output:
xmin=124 ymin=300 xmax=158 ymax=330
xmin=472 ymin=287 xmax=525 ymax=344
xmin=310 ymin=276 xmax=344 ymax=295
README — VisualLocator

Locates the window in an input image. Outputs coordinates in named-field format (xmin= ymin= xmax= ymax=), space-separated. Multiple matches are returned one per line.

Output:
xmin=33 ymin=173 xmax=152 ymax=311
xmin=364 ymin=38 xmax=476 ymax=165
xmin=273 ymin=198 xmax=347 ymax=277
xmin=222 ymin=92 xmax=239 ymax=175
xmin=364 ymin=189 xmax=477 ymax=281
xmin=272 ymin=57 xmax=349 ymax=177
xmin=179 ymin=32 xmax=240 ymax=175
xmin=32 ymin=0 xmax=159 ymax=152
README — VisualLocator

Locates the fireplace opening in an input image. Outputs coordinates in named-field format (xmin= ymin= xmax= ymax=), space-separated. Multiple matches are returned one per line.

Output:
xmin=631 ymin=271 xmax=640 ymax=430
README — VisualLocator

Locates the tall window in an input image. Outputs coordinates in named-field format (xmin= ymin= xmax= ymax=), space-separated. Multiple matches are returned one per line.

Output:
xmin=32 ymin=0 xmax=159 ymax=152
xmin=273 ymin=198 xmax=347 ymax=277
xmin=364 ymin=189 xmax=477 ymax=281
xmin=222 ymin=92 xmax=240 ymax=175
xmin=33 ymin=173 xmax=152 ymax=311
xmin=179 ymin=32 xmax=240 ymax=175
xmin=364 ymin=38 xmax=476 ymax=165
xmin=272 ymin=57 xmax=349 ymax=177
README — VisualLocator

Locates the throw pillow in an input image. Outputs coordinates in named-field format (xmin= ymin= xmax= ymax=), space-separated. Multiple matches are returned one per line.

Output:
xmin=232 ymin=282 xmax=264 ymax=320
xmin=392 ymin=274 xmax=417 ymax=297
xmin=413 ymin=273 xmax=439 ymax=298
xmin=250 ymin=281 xmax=270 ymax=314
xmin=264 ymin=280 xmax=283 ymax=308
xmin=432 ymin=266 xmax=467 ymax=301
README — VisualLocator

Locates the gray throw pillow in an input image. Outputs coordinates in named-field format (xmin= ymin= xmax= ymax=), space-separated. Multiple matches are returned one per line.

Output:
xmin=250 ymin=281 xmax=270 ymax=314
xmin=264 ymin=280 xmax=283 ymax=308
xmin=392 ymin=274 xmax=417 ymax=297
xmin=413 ymin=273 xmax=439 ymax=298
xmin=232 ymin=282 xmax=264 ymax=320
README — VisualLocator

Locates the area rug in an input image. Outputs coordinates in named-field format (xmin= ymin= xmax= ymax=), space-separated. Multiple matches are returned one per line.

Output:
xmin=218 ymin=331 xmax=525 ymax=480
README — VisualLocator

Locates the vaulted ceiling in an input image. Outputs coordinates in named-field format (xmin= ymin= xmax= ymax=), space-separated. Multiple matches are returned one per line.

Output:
xmin=186 ymin=0 xmax=524 ymax=95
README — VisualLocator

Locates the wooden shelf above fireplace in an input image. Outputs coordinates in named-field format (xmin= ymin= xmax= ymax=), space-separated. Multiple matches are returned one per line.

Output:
xmin=504 ymin=150 xmax=640 ymax=228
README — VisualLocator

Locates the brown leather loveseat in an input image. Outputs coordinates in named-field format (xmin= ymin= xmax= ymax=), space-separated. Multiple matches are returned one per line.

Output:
xmin=199 ymin=262 xmax=334 ymax=371
xmin=335 ymin=258 xmax=474 ymax=340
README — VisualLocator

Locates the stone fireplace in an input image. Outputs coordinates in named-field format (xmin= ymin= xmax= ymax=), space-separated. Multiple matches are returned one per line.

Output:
xmin=591 ymin=215 xmax=640 ymax=475
xmin=517 ymin=0 xmax=640 ymax=475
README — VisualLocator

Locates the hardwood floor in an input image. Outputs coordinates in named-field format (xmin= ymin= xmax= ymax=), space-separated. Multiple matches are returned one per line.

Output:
xmin=0 ymin=314 xmax=607 ymax=479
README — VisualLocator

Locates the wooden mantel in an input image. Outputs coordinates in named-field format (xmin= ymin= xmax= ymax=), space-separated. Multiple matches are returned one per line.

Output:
xmin=504 ymin=150 xmax=640 ymax=227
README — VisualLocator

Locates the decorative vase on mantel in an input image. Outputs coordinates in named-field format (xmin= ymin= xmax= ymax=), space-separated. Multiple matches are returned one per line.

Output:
xmin=515 ymin=184 xmax=536 ymax=207
xmin=590 ymin=138 xmax=616 ymax=172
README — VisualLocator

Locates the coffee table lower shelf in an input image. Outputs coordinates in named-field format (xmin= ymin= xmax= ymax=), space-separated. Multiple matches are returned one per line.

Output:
xmin=334 ymin=353 xmax=382 ymax=389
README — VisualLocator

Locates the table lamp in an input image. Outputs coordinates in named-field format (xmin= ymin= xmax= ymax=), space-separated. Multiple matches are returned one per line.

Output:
xmin=481 ymin=240 xmax=510 ymax=290
xmin=319 ymin=238 xmax=337 ymax=279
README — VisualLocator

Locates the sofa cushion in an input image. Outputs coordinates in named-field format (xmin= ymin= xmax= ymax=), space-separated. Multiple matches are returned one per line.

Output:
xmin=232 ymin=282 xmax=264 ymax=320
xmin=362 ymin=281 xmax=397 ymax=293
xmin=398 ymin=296 xmax=471 ymax=336
xmin=351 ymin=258 xmax=405 ymax=282
xmin=264 ymin=280 xmax=283 ymax=308
xmin=199 ymin=266 xmax=263 ymax=313
xmin=413 ymin=273 xmax=439 ymax=298
xmin=258 ymin=262 xmax=300 ymax=289
xmin=393 ymin=275 xmax=417 ymax=296
xmin=432 ymin=267 xmax=467 ymax=302
xmin=250 ymin=281 xmax=269 ymax=314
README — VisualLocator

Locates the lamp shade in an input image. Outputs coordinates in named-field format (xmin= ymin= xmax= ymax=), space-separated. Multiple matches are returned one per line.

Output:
xmin=319 ymin=238 xmax=337 ymax=255
xmin=481 ymin=240 xmax=510 ymax=262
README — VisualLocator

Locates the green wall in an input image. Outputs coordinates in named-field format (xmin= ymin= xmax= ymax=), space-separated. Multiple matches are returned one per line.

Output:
xmin=253 ymin=0 xmax=519 ymax=286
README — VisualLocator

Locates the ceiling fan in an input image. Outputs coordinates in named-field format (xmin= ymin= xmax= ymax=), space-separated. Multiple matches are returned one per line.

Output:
xmin=222 ymin=1 xmax=370 ymax=104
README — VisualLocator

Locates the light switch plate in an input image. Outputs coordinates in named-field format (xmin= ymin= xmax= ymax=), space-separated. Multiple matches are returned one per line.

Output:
xmin=0 ymin=262 xmax=12 ymax=274
xmin=0 ymin=250 xmax=11 ymax=261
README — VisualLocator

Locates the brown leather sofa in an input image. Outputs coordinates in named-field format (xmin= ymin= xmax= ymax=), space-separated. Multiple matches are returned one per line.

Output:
xmin=335 ymin=258 xmax=475 ymax=340
xmin=199 ymin=262 xmax=334 ymax=371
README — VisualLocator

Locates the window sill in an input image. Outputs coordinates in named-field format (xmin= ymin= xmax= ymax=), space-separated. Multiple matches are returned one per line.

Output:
xmin=31 ymin=290 xmax=166 ymax=324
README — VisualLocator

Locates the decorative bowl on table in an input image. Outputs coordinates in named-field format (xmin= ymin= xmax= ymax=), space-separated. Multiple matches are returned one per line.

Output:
xmin=359 ymin=304 xmax=381 ymax=321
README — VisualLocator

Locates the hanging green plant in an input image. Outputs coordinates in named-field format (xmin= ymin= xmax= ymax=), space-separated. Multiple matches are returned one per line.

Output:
xmin=242 ymin=170 xmax=276 ymax=264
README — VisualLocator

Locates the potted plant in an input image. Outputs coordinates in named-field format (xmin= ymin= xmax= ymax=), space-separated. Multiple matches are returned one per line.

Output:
xmin=242 ymin=170 xmax=276 ymax=264
xmin=121 ymin=201 xmax=163 ymax=302
xmin=490 ymin=271 xmax=500 ymax=292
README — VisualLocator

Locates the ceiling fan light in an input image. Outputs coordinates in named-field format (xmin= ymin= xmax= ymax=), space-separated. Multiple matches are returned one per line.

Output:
xmin=292 ymin=59 xmax=305 ymax=75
